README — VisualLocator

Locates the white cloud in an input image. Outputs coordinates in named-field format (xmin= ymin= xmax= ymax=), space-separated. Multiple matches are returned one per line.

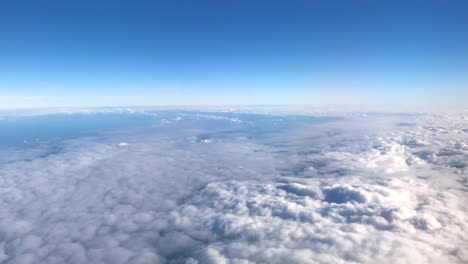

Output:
xmin=0 ymin=112 xmax=466 ymax=263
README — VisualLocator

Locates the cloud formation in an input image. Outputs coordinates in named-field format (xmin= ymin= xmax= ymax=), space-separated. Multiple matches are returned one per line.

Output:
xmin=0 ymin=112 xmax=466 ymax=263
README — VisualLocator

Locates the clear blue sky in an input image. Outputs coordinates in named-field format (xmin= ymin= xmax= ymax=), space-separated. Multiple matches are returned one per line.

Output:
xmin=1 ymin=0 xmax=467 ymax=110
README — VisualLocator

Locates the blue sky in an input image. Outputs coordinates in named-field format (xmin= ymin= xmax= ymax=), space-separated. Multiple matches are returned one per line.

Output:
xmin=0 ymin=0 xmax=467 ymax=110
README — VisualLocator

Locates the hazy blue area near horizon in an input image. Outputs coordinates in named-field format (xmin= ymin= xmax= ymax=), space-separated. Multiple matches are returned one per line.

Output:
xmin=0 ymin=111 xmax=340 ymax=148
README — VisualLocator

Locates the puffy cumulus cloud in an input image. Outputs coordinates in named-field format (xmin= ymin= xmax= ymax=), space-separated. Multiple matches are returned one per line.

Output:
xmin=0 ymin=112 xmax=466 ymax=264
xmin=171 ymin=177 xmax=467 ymax=264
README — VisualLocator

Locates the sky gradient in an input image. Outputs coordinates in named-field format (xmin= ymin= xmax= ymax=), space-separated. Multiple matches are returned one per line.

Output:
xmin=1 ymin=0 xmax=467 ymax=111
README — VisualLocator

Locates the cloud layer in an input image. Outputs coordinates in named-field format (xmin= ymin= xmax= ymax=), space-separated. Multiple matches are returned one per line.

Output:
xmin=0 ymin=112 xmax=466 ymax=263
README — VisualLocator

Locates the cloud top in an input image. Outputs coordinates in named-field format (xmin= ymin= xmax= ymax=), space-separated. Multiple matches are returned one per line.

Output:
xmin=0 ymin=112 xmax=466 ymax=263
